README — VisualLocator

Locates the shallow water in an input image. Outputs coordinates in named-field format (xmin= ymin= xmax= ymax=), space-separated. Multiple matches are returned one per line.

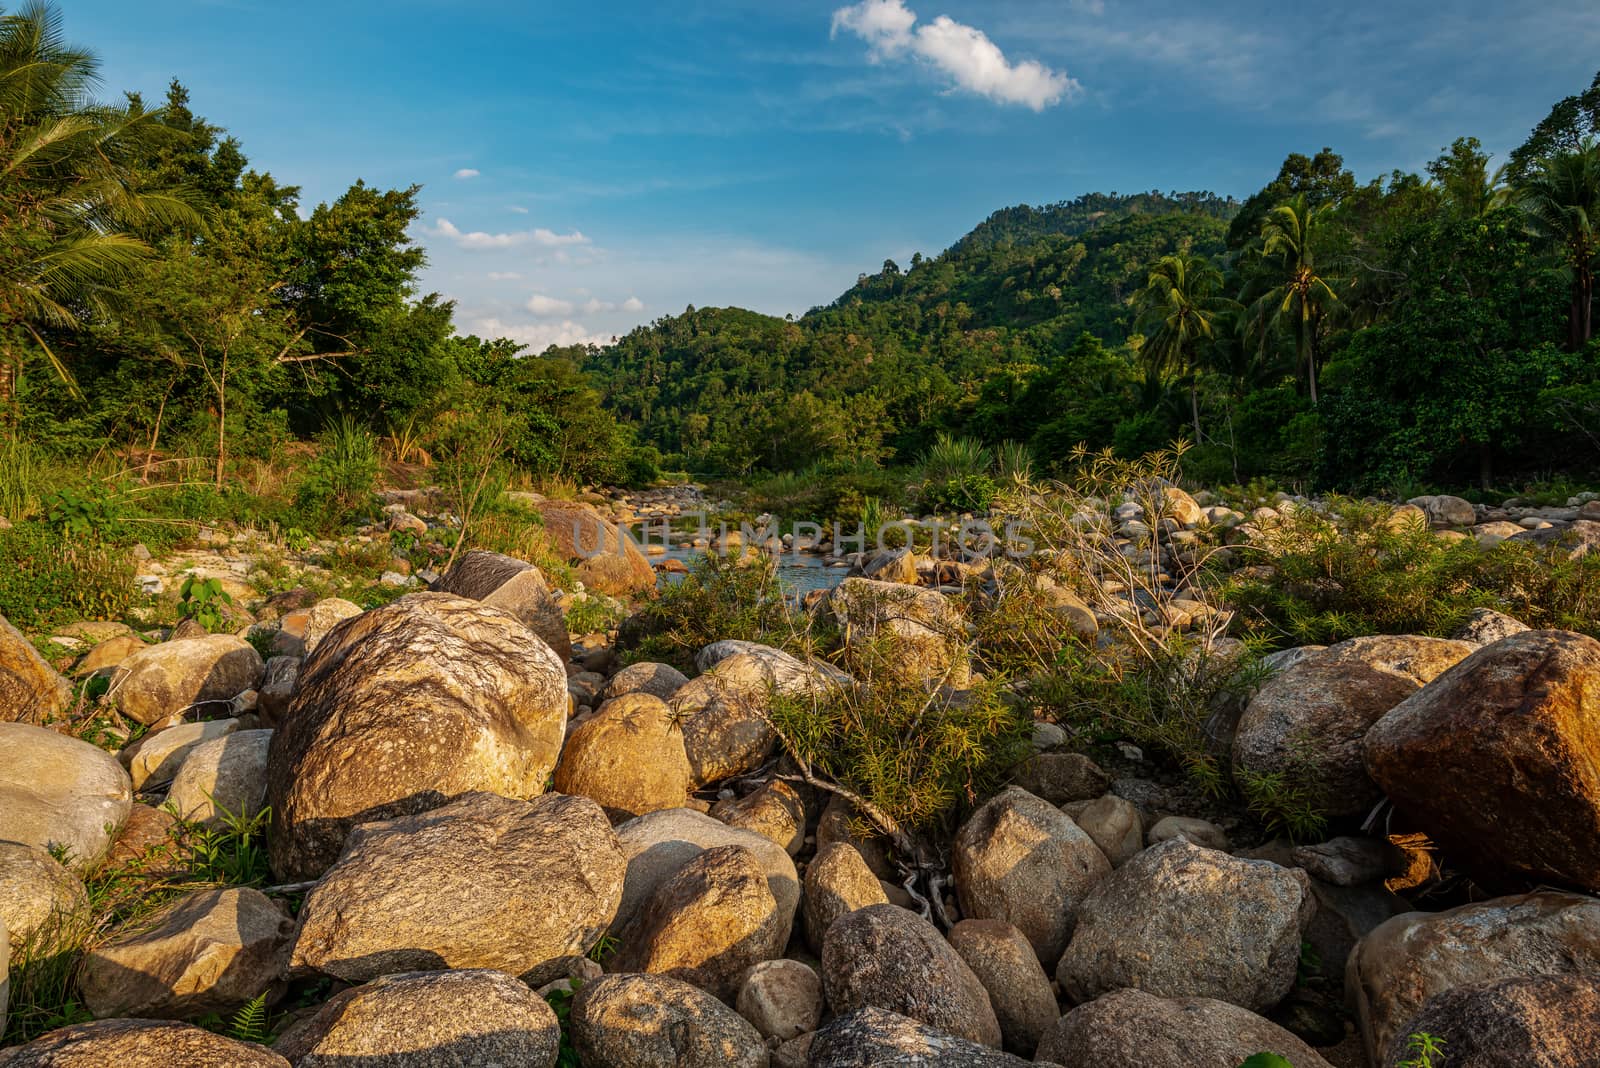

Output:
xmin=653 ymin=546 xmax=847 ymax=595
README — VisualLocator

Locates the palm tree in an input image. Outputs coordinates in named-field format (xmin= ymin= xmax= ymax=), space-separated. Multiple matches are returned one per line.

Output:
xmin=1246 ymin=194 xmax=1340 ymax=405
xmin=1134 ymin=251 xmax=1229 ymax=441
xmin=1518 ymin=141 xmax=1600 ymax=351
xmin=0 ymin=2 xmax=197 ymax=403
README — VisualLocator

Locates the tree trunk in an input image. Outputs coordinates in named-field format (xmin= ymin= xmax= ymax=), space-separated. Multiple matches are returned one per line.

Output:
xmin=1189 ymin=380 xmax=1203 ymax=444
xmin=1479 ymin=442 xmax=1493 ymax=491
xmin=214 ymin=357 xmax=228 ymax=489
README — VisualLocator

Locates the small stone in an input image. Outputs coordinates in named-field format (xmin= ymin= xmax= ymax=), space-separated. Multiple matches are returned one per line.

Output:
xmin=736 ymin=958 xmax=823 ymax=1041
xmin=1293 ymin=836 xmax=1387 ymax=886
xmin=1072 ymin=794 xmax=1143 ymax=868
xmin=803 ymin=842 xmax=890 ymax=954
xmin=1147 ymin=815 xmax=1229 ymax=851
xmin=165 ymin=729 xmax=272 ymax=828
xmin=572 ymin=972 xmax=767 ymax=1068
xmin=948 ymin=918 xmax=1058 ymax=1057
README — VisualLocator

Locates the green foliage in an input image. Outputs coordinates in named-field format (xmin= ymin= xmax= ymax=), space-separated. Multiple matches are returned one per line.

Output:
xmin=1238 ymin=1056 xmax=1294 ymax=1068
xmin=0 ymin=522 xmax=136 ymax=628
xmin=197 ymin=992 xmax=272 ymax=1045
xmin=177 ymin=575 xmax=233 ymax=632
xmin=181 ymin=799 xmax=272 ymax=888
xmin=296 ymin=416 xmax=380 ymax=530
xmin=1395 ymin=1032 xmax=1447 ymax=1068
xmin=43 ymin=486 xmax=123 ymax=539
xmin=923 ymin=474 xmax=998 ymax=514
xmin=565 ymin=593 xmax=623 ymax=636
xmin=624 ymin=552 xmax=820 ymax=672
xmin=544 ymin=981 xmax=583 ymax=1068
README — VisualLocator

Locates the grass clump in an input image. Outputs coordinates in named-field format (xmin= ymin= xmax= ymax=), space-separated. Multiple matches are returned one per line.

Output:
xmin=0 ymin=523 xmax=137 ymax=629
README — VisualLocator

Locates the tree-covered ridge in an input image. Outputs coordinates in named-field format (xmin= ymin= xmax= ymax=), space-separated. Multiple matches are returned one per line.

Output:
xmin=949 ymin=190 xmax=1239 ymax=254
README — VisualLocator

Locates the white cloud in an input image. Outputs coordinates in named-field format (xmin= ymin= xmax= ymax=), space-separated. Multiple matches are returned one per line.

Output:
xmin=623 ymin=296 xmax=645 ymax=312
xmin=508 ymin=205 xmax=529 ymax=214
xmin=487 ymin=271 xmax=523 ymax=281
xmin=471 ymin=317 xmax=610 ymax=352
xmin=454 ymin=168 xmax=480 ymax=179
xmin=526 ymin=293 xmax=576 ymax=316
xmin=831 ymin=0 xmax=1077 ymax=111
xmin=431 ymin=218 xmax=590 ymax=251
xmin=1069 ymin=0 xmax=1104 ymax=13
xmin=581 ymin=297 xmax=613 ymax=314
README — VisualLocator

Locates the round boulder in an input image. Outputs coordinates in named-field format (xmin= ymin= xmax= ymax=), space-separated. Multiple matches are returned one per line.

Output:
xmin=0 ymin=722 xmax=132 ymax=872
xmin=166 ymin=729 xmax=272 ymax=828
xmin=0 ymin=1018 xmax=288 ymax=1066
xmin=0 ymin=612 xmax=71 ymax=724
xmin=108 ymin=635 xmax=264 ymax=725
xmin=266 ymin=593 xmax=569 ymax=880
xmin=711 ymin=779 xmax=806 ymax=855
xmin=434 ymin=549 xmax=572 ymax=664
xmin=803 ymin=841 xmax=890 ymax=954
xmin=571 ymin=972 xmax=768 ymax=1068
xmin=948 ymin=919 xmax=1059 ymax=1057
xmin=808 ymin=1007 xmax=1040 ymax=1068
xmin=735 ymin=958 xmax=822 ymax=1041
xmin=602 ymin=661 xmax=688 ymax=701
xmin=553 ymin=693 xmax=693 ymax=821
xmin=0 ymin=841 xmax=89 ymax=951
xmin=1384 ymin=973 xmax=1600 ymax=1068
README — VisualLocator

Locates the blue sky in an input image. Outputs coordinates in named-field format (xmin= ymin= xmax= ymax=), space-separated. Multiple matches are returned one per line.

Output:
xmin=75 ymin=0 xmax=1600 ymax=349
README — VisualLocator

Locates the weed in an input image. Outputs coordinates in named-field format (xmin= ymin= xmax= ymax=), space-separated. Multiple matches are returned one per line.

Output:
xmin=544 ymin=981 xmax=583 ymax=1068
xmin=1239 ymin=1056 xmax=1293 ymax=1068
xmin=296 ymin=417 xmax=381 ymax=531
xmin=566 ymin=593 xmax=623 ymax=636
xmin=0 ymin=523 xmax=136 ymax=629
xmin=1395 ymin=1032 xmax=1447 ymax=1068
xmin=177 ymin=575 xmax=234 ymax=633
xmin=180 ymin=798 xmax=273 ymax=888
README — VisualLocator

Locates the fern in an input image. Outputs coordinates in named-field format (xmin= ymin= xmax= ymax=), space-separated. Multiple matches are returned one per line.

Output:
xmin=229 ymin=992 xmax=272 ymax=1044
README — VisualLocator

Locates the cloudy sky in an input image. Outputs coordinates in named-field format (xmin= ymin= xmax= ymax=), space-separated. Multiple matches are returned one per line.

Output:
xmin=77 ymin=0 xmax=1600 ymax=350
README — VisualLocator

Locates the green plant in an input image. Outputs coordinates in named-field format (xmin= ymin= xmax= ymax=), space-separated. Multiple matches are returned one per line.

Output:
xmin=198 ymin=991 xmax=272 ymax=1045
xmin=1238 ymin=1056 xmax=1293 ymax=1068
xmin=586 ymin=933 xmax=619 ymax=964
xmin=544 ymin=980 xmax=584 ymax=1068
xmin=566 ymin=593 xmax=623 ymax=636
xmin=923 ymin=473 xmax=999 ymax=515
xmin=919 ymin=433 xmax=993 ymax=485
xmin=181 ymin=799 xmax=272 ymax=888
xmin=296 ymin=416 xmax=381 ymax=531
xmin=43 ymin=486 xmax=123 ymax=539
xmin=625 ymin=552 xmax=821 ymax=672
xmin=177 ymin=575 xmax=234 ymax=633
xmin=1396 ymin=1032 xmax=1447 ymax=1068
xmin=0 ymin=522 xmax=136 ymax=629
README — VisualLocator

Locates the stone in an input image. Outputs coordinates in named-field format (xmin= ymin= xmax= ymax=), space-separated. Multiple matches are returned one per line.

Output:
xmin=165 ymin=729 xmax=272 ymax=827
xmin=773 ymin=1033 xmax=812 ymax=1068
xmin=1293 ymin=836 xmax=1387 ymax=886
xmin=119 ymin=718 xmax=238 ymax=790
xmin=822 ymin=904 xmax=1001 ymax=1047
xmin=602 ymin=661 xmax=688 ymax=701
xmin=79 ymin=887 xmax=293 ymax=1018
xmin=298 ymin=597 xmax=363 ymax=655
xmin=711 ymin=779 xmax=805 ymax=854
xmin=291 ymin=792 xmax=624 ymax=984
xmin=255 ymin=655 xmax=298 ymax=726
xmin=807 ymin=1008 xmax=1039 ymax=1068
xmin=947 ymin=919 xmax=1058 ymax=1057
xmin=1037 ymin=987 xmax=1334 ymax=1067
xmin=434 ymin=548 xmax=572 ymax=663
xmin=105 ymin=804 xmax=178 ymax=872
xmin=553 ymin=693 xmax=692 ymax=821
xmin=1346 ymin=891 xmax=1600 ymax=1062
xmin=1409 ymin=493 xmax=1477 ymax=528
xmin=1005 ymin=752 xmax=1110 ymax=805
xmin=1233 ymin=634 xmax=1474 ymax=819
xmin=266 ymin=593 xmax=569 ymax=880
xmin=694 ymin=639 xmax=852 ymax=687
xmin=613 ymin=807 xmax=800 ymax=949
xmin=1056 ymin=838 xmax=1314 ymax=1013
xmin=0 ymin=1019 xmax=288 ymax=1066
xmin=0 ymin=722 xmax=132 ymax=872
xmin=537 ymin=499 xmax=658 ymax=596
xmin=1451 ymin=606 xmax=1530 ymax=645
xmin=611 ymin=844 xmax=786 ymax=1001
xmin=1365 ymin=630 xmax=1600 ymax=891
xmin=73 ymin=635 xmax=146 ymax=678
xmin=669 ymin=651 xmax=833 ymax=787
xmin=735 ymin=959 xmax=822 ymax=1041
xmin=1159 ymin=485 xmax=1206 ymax=526
xmin=815 ymin=794 xmax=896 ymax=880
xmin=571 ymin=972 xmax=768 ymax=1068
xmin=1383 ymin=973 xmax=1600 ymax=1068
xmin=1147 ymin=815 xmax=1229 ymax=851
xmin=823 ymin=578 xmax=970 ymax=688
xmin=0 ymin=841 xmax=88 ymax=951
xmin=107 ymin=635 xmax=263 ymax=726
xmin=278 ymin=968 xmax=562 ymax=1068
xmin=1072 ymin=794 xmax=1143 ymax=867
xmin=1 ymin=914 xmax=7 ymax=1039
xmin=0 ymin=612 xmax=72 ymax=724
xmin=953 ymin=786 xmax=1111 ymax=970
xmin=803 ymin=842 xmax=890 ymax=954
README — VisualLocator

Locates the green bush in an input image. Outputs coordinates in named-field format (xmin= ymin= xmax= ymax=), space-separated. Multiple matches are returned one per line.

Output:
xmin=296 ymin=416 xmax=381 ymax=531
xmin=0 ymin=523 xmax=136 ymax=629
xmin=922 ymin=473 xmax=998 ymax=514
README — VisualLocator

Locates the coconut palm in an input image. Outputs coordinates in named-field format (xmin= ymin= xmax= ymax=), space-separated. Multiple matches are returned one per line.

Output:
xmin=1246 ymin=194 xmax=1341 ymax=405
xmin=1134 ymin=251 xmax=1230 ymax=440
xmin=0 ymin=2 xmax=198 ymax=401
xmin=1518 ymin=141 xmax=1600 ymax=350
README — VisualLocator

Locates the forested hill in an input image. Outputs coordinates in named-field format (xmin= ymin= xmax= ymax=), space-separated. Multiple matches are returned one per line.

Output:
xmin=582 ymin=192 xmax=1236 ymax=475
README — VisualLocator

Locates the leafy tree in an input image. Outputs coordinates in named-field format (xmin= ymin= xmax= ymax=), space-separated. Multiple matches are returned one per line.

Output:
xmin=1426 ymin=136 xmax=1505 ymax=218
xmin=1228 ymin=148 xmax=1355 ymax=250
xmin=1134 ymin=251 xmax=1231 ymax=440
xmin=1508 ymin=69 xmax=1600 ymax=182
xmin=1245 ymin=195 xmax=1342 ymax=405
xmin=1518 ymin=142 xmax=1600 ymax=350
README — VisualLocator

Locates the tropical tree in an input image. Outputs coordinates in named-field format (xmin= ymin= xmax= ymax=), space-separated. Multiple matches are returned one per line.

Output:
xmin=1246 ymin=195 xmax=1341 ymax=404
xmin=0 ymin=1 xmax=197 ymax=406
xmin=1134 ymin=251 xmax=1230 ymax=440
xmin=1518 ymin=141 xmax=1600 ymax=350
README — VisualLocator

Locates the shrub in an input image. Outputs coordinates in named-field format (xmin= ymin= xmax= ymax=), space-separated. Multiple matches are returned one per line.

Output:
xmin=296 ymin=416 xmax=380 ymax=531
xmin=0 ymin=523 xmax=136 ymax=629
xmin=923 ymin=474 xmax=999 ymax=515
xmin=177 ymin=575 xmax=234 ymax=633
xmin=918 ymin=433 xmax=992 ymax=485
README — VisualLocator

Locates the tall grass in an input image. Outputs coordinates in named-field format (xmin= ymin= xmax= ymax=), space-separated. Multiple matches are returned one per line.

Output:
xmin=918 ymin=433 xmax=992 ymax=485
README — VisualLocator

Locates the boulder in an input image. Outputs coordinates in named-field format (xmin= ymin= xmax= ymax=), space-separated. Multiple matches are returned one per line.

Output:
xmin=0 ymin=841 xmax=89 ymax=951
xmin=735 ymin=959 xmax=822 ymax=1041
xmin=822 ymin=904 xmax=1001 ymax=1047
xmin=1147 ymin=815 xmax=1229 ymax=851
xmin=1383 ymin=974 xmax=1600 ymax=1068
xmin=434 ymin=549 xmax=572 ymax=663
xmin=694 ymin=639 xmax=852 ymax=687
xmin=537 ymin=500 xmax=657 ymax=596
xmin=553 ymin=693 xmax=692 ymax=820
xmin=280 ymin=597 xmax=363 ymax=658
xmin=105 ymin=803 xmax=178 ymax=872
xmin=808 ymin=1008 xmax=1040 ymax=1068
xmin=803 ymin=842 xmax=890 ymax=954
xmin=1409 ymin=493 xmax=1477 ymax=528
xmin=711 ymin=778 xmax=805 ymax=854
xmin=610 ymin=844 xmax=786 ymax=1001
xmin=613 ymin=808 xmax=799 ymax=947
xmin=0 ymin=722 xmax=131 ymax=872
xmin=0 ymin=613 xmax=71 ymax=724
xmin=823 ymin=578 xmax=971 ymax=688
xmin=165 ymin=729 xmax=272 ymax=828
xmin=1293 ymin=836 xmax=1387 ymax=887
xmin=1036 ymin=987 xmax=1334 ymax=1067
xmin=947 ymin=919 xmax=1058 ymax=1057
xmin=254 ymin=655 xmax=298 ymax=726
xmin=571 ymin=972 xmax=768 ymax=1068
xmin=79 ymin=887 xmax=294 ymax=1019
xmin=0 ymin=1019 xmax=288 ymax=1066
xmin=1006 ymin=752 xmax=1110 ymax=805
xmin=72 ymin=634 xmax=146 ymax=678
xmin=108 ymin=635 xmax=264 ymax=725
xmin=669 ymin=651 xmax=833 ymax=787
xmin=1160 ymin=486 xmax=1206 ymax=526
xmin=1056 ymin=838 xmax=1313 ymax=1013
xmin=602 ymin=661 xmax=688 ymax=701
xmin=953 ymin=786 xmax=1111 ymax=970
xmin=277 ymin=968 xmax=562 ymax=1068
xmin=1072 ymin=794 xmax=1143 ymax=868
xmin=1452 ymin=607 xmax=1530 ymax=645
xmin=1365 ymin=630 xmax=1600 ymax=890
xmin=266 ymin=593 xmax=569 ymax=880
xmin=1233 ymin=634 xmax=1474 ymax=819
xmin=815 ymin=794 xmax=896 ymax=880
xmin=120 ymin=718 xmax=238 ymax=790
xmin=291 ymin=792 xmax=624 ymax=984
xmin=1346 ymin=892 xmax=1600 ymax=1061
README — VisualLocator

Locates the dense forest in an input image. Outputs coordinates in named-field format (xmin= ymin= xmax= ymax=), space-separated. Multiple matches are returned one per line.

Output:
xmin=9 ymin=0 xmax=1600 ymax=504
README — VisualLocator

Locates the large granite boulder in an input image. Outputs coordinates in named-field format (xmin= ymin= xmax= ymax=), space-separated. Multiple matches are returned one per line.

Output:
xmin=553 ymin=693 xmax=693 ymax=820
xmin=291 ymin=792 xmax=624 ymax=985
xmin=570 ymin=972 xmax=768 ymax=1068
xmin=166 ymin=729 xmax=272 ymax=828
xmin=808 ymin=1008 xmax=1042 ymax=1068
xmin=0 ymin=613 xmax=71 ymax=724
xmin=1383 ymin=973 xmax=1600 ymax=1068
xmin=266 ymin=592 xmax=569 ymax=880
xmin=0 ymin=722 xmax=131 ymax=872
xmin=108 ymin=635 xmax=264 ymax=725
xmin=668 ymin=651 xmax=839 ymax=787
xmin=0 ymin=1018 xmax=288 ymax=1066
xmin=947 ymin=919 xmax=1058 ymax=1057
xmin=537 ymin=500 xmax=657 ymax=596
xmin=0 ymin=841 xmax=88 ymax=951
xmin=1365 ymin=629 xmax=1600 ymax=890
xmin=434 ymin=549 xmax=572 ymax=663
xmin=119 ymin=718 xmax=237 ymax=790
xmin=823 ymin=578 xmax=971 ymax=688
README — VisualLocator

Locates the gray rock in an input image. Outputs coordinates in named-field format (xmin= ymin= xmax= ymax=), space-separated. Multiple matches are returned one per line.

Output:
xmin=1147 ymin=815 xmax=1228 ymax=851
xmin=108 ymin=635 xmax=264 ymax=725
xmin=0 ymin=1018 xmax=288 ymax=1066
xmin=120 ymin=718 xmax=238 ymax=790
xmin=948 ymin=919 xmax=1058 ymax=1057
xmin=0 ymin=841 xmax=88 ymax=951
xmin=1383 ymin=974 xmax=1600 ymax=1068
xmin=1293 ymin=836 xmax=1387 ymax=886
xmin=255 ymin=655 xmax=298 ymax=726
xmin=1006 ymin=752 xmax=1110 ymax=805
xmin=435 ymin=549 xmax=572 ymax=663
xmin=602 ymin=661 xmax=688 ymax=701
xmin=1451 ymin=607 xmax=1530 ymax=645
xmin=735 ymin=959 xmax=822 ymax=1041
xmin=571 ymin=972 xmax=768 ymax=1068
xmin=166 ymin=729 xmax=272 ymax=827
xmin=808 ymin=1008 xmax=1043 ymax=1067
xmin=1071 ymin=795 xmax=1143 ymax=868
